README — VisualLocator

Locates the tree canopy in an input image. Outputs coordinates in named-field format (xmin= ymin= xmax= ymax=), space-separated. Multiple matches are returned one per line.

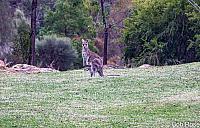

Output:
xmin=123 ymin=0 xmax=200 ymax=66
xmin=41 ymin=0 xmax=95 ymax=38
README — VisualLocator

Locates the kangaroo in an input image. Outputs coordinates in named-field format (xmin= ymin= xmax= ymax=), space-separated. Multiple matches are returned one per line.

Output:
xmin=81 ymin=39 xmax=104 ymax=77
xmin=89 ymin=58 xmax=104 ymax=77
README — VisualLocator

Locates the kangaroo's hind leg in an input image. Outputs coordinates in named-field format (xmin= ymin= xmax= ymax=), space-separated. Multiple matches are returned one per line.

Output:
xmin=90 ymin=64 xmax=96 ymax=77
xmin=97 ymin=67 xmax=104 ymax=77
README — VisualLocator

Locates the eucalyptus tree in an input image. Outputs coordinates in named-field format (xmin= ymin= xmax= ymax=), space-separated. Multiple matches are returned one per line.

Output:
xmin=29 ymin=0 xmax=37 ymax=65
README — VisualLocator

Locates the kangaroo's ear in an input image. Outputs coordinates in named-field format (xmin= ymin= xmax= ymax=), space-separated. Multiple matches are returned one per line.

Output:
xmin=81 ymin=39 xmax=85 ymax=43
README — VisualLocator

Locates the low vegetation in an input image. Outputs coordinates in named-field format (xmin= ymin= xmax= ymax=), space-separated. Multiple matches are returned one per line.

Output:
xmin=0 ymin=62 xmax=199 ymax=127
xmin=36 ymin=35 xmax=77 ymax=70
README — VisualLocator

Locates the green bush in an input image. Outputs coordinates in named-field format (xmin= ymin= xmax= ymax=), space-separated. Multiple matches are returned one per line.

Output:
xmin=13 ymin=21 xmax=31 ymax=64
xmin=187 ymin=34 xmax=200 ymax=61
xmin=123 ymin=0 xmax=200 ymax=66
xmin=36 ymin=35 xmax=77 ymax=71
xmin=71 ymin=40 xmax=83 ymax=69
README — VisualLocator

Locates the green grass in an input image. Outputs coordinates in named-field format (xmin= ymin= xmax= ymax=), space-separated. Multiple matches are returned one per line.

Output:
xmin=0 ymin=63 xmax=200 ymax=128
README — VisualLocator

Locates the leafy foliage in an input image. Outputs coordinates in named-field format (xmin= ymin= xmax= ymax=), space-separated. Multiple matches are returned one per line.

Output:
xmin=36 ymin=35 xmax=77 ymax=71
xmin=41 ymin=0 xmax=95 ymax=38
xmin=12 ymin=9 xmax=31 ymax=64
xmin=13 ymin=21 xmax=31 ymax=64
xmin=123 ymin=0 xmax=200 ymax=66
xmin=187 ymin=34 xmax=200 ymax=61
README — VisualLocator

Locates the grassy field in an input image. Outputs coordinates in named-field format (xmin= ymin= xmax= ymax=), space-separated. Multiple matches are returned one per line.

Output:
xmin=0 ymin=63 xmax=200 ymax=128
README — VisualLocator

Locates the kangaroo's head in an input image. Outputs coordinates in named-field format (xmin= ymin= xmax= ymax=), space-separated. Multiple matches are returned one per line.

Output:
xmin=82 ymin=39 xmax=89 ymax=50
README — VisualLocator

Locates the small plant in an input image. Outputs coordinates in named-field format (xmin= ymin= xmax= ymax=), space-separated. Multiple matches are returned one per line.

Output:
xmin=36 ymin=35 xmax=77 ymax=71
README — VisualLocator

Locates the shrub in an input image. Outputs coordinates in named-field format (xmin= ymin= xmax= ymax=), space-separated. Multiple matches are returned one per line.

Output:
xmin=187 ymin=34 xmax=200 ymax=61
xmin=13 ymin=20 xmax=31 ymax=64
xmin=36 ymin=35 xmax=77 ymax=71
xmin=123 ymin=0 xmax=200 ymax=66
xmin=71 ymin=40 xmax=83 ymax=69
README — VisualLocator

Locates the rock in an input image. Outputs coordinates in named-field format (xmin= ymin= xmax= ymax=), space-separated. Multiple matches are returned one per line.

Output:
xmin=139 ymin=64 xmax=152 ymax=68
xmin=11 ymin=64 xmax=59 ymax=74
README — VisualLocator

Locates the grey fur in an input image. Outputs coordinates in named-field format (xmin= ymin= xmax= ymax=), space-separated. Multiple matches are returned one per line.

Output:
xmin=81 ymin=39 xmax=104 ymax=77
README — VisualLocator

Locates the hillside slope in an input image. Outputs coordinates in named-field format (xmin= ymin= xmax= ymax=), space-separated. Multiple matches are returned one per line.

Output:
xmin=0 ymin=63 xmax=200 ymax=127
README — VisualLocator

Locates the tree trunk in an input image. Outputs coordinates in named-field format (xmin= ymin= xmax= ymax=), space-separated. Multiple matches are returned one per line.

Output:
xmin=29 ymin=0 xmax=37 ymax=65
xmin=100 ymin=0 xmax=108 ymax=65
